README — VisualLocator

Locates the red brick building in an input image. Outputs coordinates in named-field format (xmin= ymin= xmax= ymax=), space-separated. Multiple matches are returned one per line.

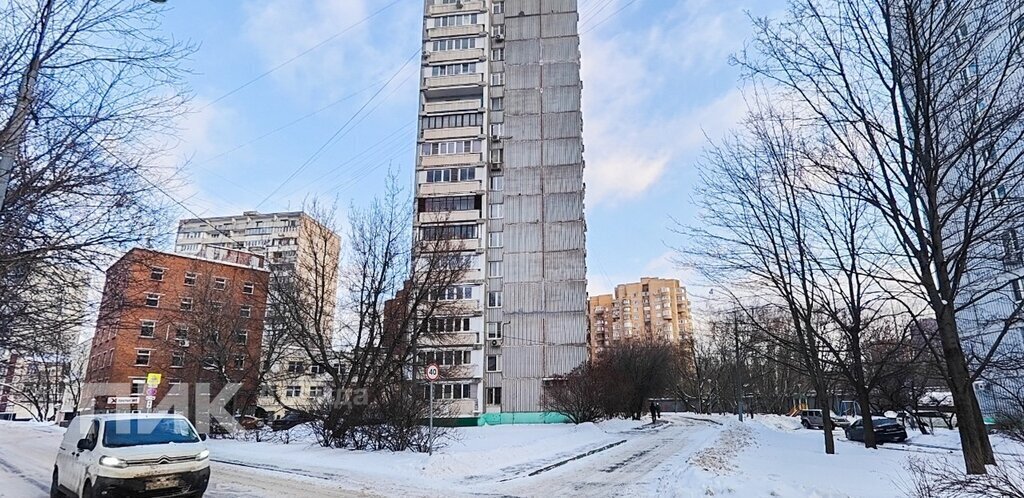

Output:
xmin=84 ymin=248 xmax=269 ymax=416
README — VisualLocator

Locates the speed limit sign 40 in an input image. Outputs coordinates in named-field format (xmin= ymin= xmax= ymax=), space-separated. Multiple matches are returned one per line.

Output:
xmin=425 ymin=363 xmax=440 ymax=381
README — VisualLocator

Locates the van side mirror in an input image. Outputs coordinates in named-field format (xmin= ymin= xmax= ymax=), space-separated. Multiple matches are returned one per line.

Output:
xmin=199 ymin=433 xmax=207 ymax=441
xmin=77 ymin=438 xmax=93 ymax=451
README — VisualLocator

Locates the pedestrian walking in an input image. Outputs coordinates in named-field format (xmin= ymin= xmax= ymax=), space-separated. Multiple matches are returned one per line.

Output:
xmin=649 ymin=401 xmax=657 ymax=423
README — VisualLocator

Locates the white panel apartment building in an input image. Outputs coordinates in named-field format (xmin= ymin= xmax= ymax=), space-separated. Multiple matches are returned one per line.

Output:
xmin=175 ymin=211 xmax=341 ymax=418
xmin=415 ymin=0 xmax=588 ymax=423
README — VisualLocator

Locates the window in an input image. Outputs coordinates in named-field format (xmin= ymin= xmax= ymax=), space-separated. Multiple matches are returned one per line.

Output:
xmin=285 ymin=385 xmax=301 ymax=397
xmin=420 ymin=195 xmax=479 ymax=212
xmin=175 ymin=326 xmax=189 ymax=345
xmin=1004 ymin=230 xmax=1022 ymax=265
xmin=490 ymin=148 xmax=504 ymax=163
xmin=150 ymin=267 xmax=165 ymax=281
xmin=487 ymin=291 xmax=503 ymax=308
xmin=211 ymin=301 xmax=224 ymax=312
xmin=167 ymin=380 xmax=182 ymax=396
xmin=434 ymin=13 xmax=477 ymax=27
xmin=171 ymin=352 xmax=184 ymax=368
xmin=135 ymin=349 xmax=151 ymax=366
xmin=488 ymin=261 xmax=502 ymax=278
xmin=240 ymin=305 xmax=252 ymax=318
xmin=145 ymin=294 xmax=160 ymax=308
xmin=418 ymin=350 xmax=472 ymax=366
xmin=184 ymin=272 xmax=197 ymax=286
xmin=428 ymin=316 xmax=472 ymax=333
xmin=309 ymin=386 xmax=325 ymax=398
xmin=493 ymin=2 xmax=504 ymax=14
xmin=180 ymin=298 xmax=193 ymax=311
xmin=310 ymin=364 xmax=326 ymax=375
xmin=490 ymin=97 xmax=504 ymax=111
xmin=488 ymin=203 xmax=503 ymax=219
xmin=420 ymin=140 xmax=482 ymax=156
xmin=234 ymin=355 xmax=245 ymax=369
xmin=486 ymin=387 xmax=502 ymax=405
xmin=493 ymin=24 xmax=505 ymax=38
xmin=213 ymin=277 xmax=227 ymax=290
xmin=431 ymin=62 xmax=478 ymax=77
xmin=1013 ymin=278 xmax=1024 ymax=303
xmin=287 ymin=361 xmax=305 ymax=374
xmin=487 ymin=355 xmax=501 ymax=372
xmin=243 ymin=282 xmax=255 ymax=295
xmin=235 ymin=330 xmax=248 ymax=344
xmin=431 ymin=37 xmax=476 ymax=52
xmin=486 ymin=321 xmax=503 ymax=339
xmin=425 ymin=167 xmax=476 ymax=183
xmin=438 ymin=383 xmax=472 ymax=400
xmin=421 ymin=113 xmax=483 ymax=130
xmin=491 ymin=48 xmax=504 ymax=61
xmin=140 ymin=320 xmax=156 ymax=338
xmin=490 ymin=122 xmax=504 ymax=136
xmin=421 ymin=224 xmax=477 ymax=241
xmin=490 ymin=176 xmax=504 ymax=191
xmin=488 ymin=232 xmax=503 ymax=248
xmin=432 ymin=285 xmax=474 ymax=301
xmin=130 ymin=378 xmax=145 ymax=396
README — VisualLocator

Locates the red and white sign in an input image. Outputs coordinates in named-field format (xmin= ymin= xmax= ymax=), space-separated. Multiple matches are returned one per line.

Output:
xmin=425 ymin=363 xmax=440 ymax=381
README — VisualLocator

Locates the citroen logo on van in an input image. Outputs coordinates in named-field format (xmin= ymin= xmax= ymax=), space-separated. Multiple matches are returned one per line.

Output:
xmin=158 ymin=456 xmax=170 ymax=465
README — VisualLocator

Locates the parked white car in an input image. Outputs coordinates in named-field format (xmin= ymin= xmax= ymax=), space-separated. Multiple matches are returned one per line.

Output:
xmin=51 ymin=413 xmax=210 ymax=498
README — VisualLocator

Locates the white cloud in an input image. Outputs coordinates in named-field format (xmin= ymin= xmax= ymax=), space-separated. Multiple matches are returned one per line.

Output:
xmin=580 ymin=0 xmax=750 ymax=206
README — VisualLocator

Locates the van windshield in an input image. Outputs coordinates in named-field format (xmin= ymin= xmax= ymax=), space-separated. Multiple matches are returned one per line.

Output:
xmin=102 ymin=418 xmax=200 ymax=448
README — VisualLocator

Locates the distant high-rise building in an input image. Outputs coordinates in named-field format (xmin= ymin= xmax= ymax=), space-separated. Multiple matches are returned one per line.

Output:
xmin=175 ymin=211 xmax=341 ymax=417
xmin=414 ymin=0 xmax=588 ymax=421
xmin=587 ymin=277 xmax=695 ymax=358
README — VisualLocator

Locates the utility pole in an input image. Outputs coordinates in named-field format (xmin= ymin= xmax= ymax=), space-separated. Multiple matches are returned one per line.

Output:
xmin=733 ymin=312 xmax=743 ymax=422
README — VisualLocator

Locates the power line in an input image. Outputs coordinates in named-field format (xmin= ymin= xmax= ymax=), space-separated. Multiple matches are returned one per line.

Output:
xmin=580 ymin=0 xmax=639 ymax=35
xmin=198 ymin=0 xmax=404 ymax=112
xmin=579 ymin=0 xmax=618 ymax=26
xmin=253 ymin=47 xmax=421 ymax=210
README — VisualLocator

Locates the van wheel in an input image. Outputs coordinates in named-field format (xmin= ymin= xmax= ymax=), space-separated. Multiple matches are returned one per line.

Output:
xmin=82 ymin=480 xmax=93 ymax=498
xmin=49 ymin=469 xmax=62 ymax=498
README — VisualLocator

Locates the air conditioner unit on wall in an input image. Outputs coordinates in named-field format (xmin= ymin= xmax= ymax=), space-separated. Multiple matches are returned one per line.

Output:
xmin=490 ymin=339 xmax=502 ymax=348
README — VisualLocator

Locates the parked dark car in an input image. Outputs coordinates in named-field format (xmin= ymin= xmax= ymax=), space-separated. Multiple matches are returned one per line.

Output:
xmin=844 ymin=417 xmax=908 ymax=443
xmin=271 ymin=411 xmax=313 ymax=431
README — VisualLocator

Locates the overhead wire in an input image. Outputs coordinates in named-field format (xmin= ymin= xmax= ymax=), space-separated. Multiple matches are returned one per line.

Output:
xmin=581 ymin=0 xmax=639 ymax=35
xmin=253 ymin=47 xmax=422 ymax=210
xmin=198 ymin=0 xmax=404 ymax=112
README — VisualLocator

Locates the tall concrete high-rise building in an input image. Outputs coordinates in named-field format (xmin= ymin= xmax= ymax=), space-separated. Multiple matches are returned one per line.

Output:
xmin=415 ymin=0 xmax=588 ymax=422
xmin=587 ymin=277 xmax=695 ymax=359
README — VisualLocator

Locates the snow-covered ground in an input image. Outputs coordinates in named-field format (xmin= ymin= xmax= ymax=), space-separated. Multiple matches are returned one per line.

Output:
xmin=1 ymin=413 xmax=1021 ymax=497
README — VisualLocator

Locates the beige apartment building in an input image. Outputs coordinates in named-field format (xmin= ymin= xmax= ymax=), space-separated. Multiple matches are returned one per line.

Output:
xmin=588 ymin=277 xmax=694 ymax=358
xmin=175 ymin=211 xmax=341 ymax=418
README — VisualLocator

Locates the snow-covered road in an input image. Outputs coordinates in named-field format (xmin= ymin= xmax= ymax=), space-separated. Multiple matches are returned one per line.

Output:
xmin=0 ymin=417 xmax=724 ymax=497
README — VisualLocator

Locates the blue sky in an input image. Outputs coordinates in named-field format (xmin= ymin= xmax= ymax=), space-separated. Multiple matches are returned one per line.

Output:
xmin=152 ymin=0 xmax=785 ymax=298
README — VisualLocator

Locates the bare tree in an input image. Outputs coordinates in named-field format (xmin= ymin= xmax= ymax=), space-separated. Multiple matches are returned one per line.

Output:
xmin=542 ymin=363 xmax=605 ymax=424
xmin=268 ymin=184 xmax=470 ymax=450
xmin=738 ymin=0 xmax=1024 ymax=473
xmin=0 ymin=0 xmax=192 ymax=355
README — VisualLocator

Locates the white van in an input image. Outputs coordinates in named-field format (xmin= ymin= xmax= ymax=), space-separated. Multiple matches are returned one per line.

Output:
xmin=51 ymin=413 xmax=210 ymax=498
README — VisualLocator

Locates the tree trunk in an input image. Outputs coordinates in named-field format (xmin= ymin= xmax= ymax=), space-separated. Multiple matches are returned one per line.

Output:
xmin=936 ymin=309 xmax=995 ymax=473
xmin=856 ymin=387 xmax=877 ymax=449
xmin=815 ymin=384 xmax=835 ymax=454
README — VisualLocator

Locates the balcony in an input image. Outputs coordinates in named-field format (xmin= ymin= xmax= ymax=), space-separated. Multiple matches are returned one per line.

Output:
xmin=426 ymin=24 xmax=485 ymax=40
xmin=419 ymin=210 xmax=481 ymax=224
xmin=420 ymin=152 xmax=482 ymax=167
xmin=419 ymin=179 xmax=484 ymax=196
xmin=424 ymin=73 xmax=483 ymax=90
xmin=424 ymin=99 xmax=482 ymax=114
xmin=427 ymin=48 xmax=485 ymax=64
xmin=428 ymin=1 xmax=485 ymax=16
xmin=423 ymin=126 xmax=481 ymax=141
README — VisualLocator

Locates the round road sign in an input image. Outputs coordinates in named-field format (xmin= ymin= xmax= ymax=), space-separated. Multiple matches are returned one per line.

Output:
xmin=425 ymin=363 xmax=440 ymax=381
